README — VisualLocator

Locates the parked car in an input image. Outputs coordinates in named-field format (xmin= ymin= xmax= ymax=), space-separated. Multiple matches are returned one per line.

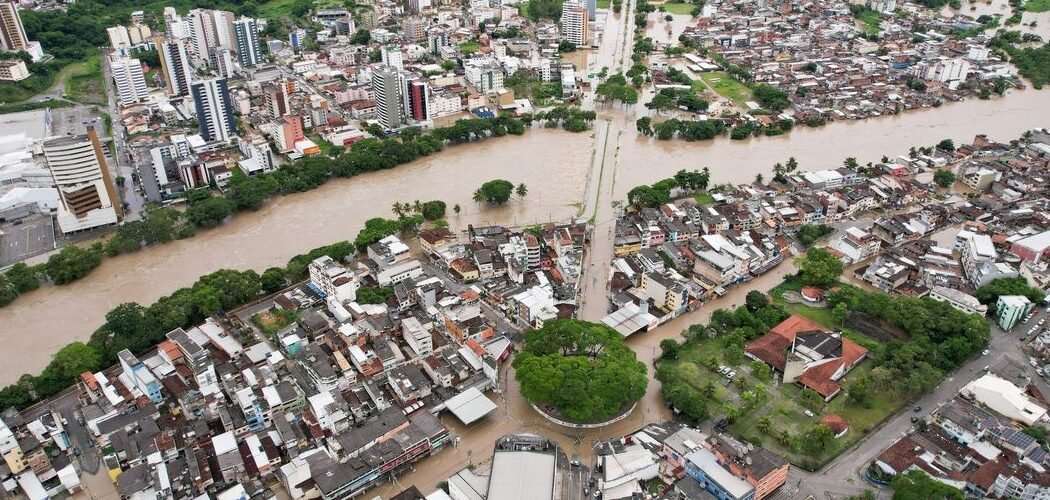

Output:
xmin=804 ymin=410 xmax=815 ymax=417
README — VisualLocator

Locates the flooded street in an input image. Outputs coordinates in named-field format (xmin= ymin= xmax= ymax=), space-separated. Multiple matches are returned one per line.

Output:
xmin=370 ymin=262 xmax=797 ymax=498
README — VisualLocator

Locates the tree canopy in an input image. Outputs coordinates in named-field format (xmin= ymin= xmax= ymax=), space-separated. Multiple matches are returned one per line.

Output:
xmin=798 ymin=248 xmax=844 ymax=286
xmin=475 ymin=179 xmax=516 ymax=205
xmin=513 ymin=320 xmax=648 ymax=423
xmin=974 ymin=277 xmax=1045 ymax=312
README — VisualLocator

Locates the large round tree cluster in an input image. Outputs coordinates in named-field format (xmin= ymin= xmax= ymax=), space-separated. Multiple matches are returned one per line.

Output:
xmin=513 ymin=319 xmax=648 ymax=423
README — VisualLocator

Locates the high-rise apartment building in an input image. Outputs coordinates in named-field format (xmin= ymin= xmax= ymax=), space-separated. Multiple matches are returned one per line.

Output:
xmin=110 ymin=56 xmax=149 ymax=106
xmin=233 ymin=17 xmax=262 ymax=68
xmin=371 ymin=65 xmax=403 ymax=130
xmin=560 ymin=1 xmax=589 ymax=47
xmin=155 ymin=36 xmax=193 ymax=96
xmin=381 ymin=45 xmax=404 ymax=70
xmin=190 ymin=78 xmax=237 ymax=143
xmin=0 ymin=0 xmax=29 ymax=52
xmin=405 ymin=77 xmax=430 ymax=122
xmin=42 ymin=128 xmax=122 ymax=233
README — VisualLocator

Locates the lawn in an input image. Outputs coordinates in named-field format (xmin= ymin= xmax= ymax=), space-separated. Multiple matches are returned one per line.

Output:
xmin=1025 ymin=0 xmax=1050 ymax=11
xmin=65 ymin=53 xmax=106 ymax=106
xmin=658 ymin=277 xmax=912 ymax=470
xmin=660 ymin=2 xmax=696 ymax=15
xmin=694 ymin=192 xmax=715 ymax=205
xmin=854 ymin=8 xmax=882 ymax=36
xmin=259 ymin=0 xmax=303 ymax=19
xmin=597 ymin=0 xmax=611 ymax=7
xmin=0 ymin=98 xmax=74 ymax=115
xmin=460 ymin=41 xmax=481 ymax=54
xmin=698 ymin=71 xmax=753 ymax=105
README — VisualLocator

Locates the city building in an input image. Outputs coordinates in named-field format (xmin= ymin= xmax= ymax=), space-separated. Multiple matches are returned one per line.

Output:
xmin=233 ymin=17 xmax=262 ymax=68
xmin=560 ymin=1 xmax=589 ymax=47
xmin=372 ymin=65 xmax=403 ymax=130
xmin=683 ymin=449 xmax=756 ymax=500
xmin=190 ymin=78 xmax=237 ymax=143
xmin=0 ymin=0 xmax=29 ymax=53
xmin=42 ymin=129 xmax=122 ymax=233
xmin=996 ymin=295 xmax=1033 ymax=331
xmin=156 ymin=36 xmax=193 ymax=96
xmin=0 ymin=58 xmax=28 ymax=81
xmin=110 ymin=56 xmax=149 ymax=106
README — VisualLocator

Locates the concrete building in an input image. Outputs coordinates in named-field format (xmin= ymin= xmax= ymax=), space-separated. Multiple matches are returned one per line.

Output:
xmin=156 ymin=37 xmax=193 ymax=96
xmin=372 ymin=65 xmax=403 ymax=130
xmin=928 ymin=286 xmax=988 ymax=316
xmin=42 ymin=129 xmax=122 ymax=233
xmin=997 ymin=295 xmax=1033 ymax=331
xmin=961 ymin=373 xmax=1047 ymax=426
xmin=381 ymin=45 xmax=404 ymax=70
xmin=233 ymin=17 xmax=262 ymax=68
xmin=0 ymin=58 xmax=28 ymax=81
xmin=117 ymin=349 xmax=162 ymax=403
xmin=0 ymin=0 xmax=29 ymax=53
xmin=190 ymin=78 xmax=237 ymax=143
xmin=405 ymin=77 xmax=430 ymax=122
xmin=684 ymin=449 xmax=756 ymax=500
xmin=560 ymin=1 xmax=589 ymax=47
xmin=107 ymin=25 xmax=132 ymax=53
xmin=110 ymin=57 xmax=149 ymax=106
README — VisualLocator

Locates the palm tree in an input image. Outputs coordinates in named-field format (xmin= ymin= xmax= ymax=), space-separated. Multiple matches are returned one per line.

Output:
xmin=516 ymin=183 xmax=528 ymax=199
xmin=453 ymin=204 xmax=461 ymax=215
xmin=413 ymin=200 xmax=423 ymax=213
xmin=754 ymin=173 xmax=764 ymax=184
xmin=473 ymin=189 xmax=485 ymax=206
xmin=786 ymin=157 xmax=799 ymax=172
xmin=391 ymin=202 xmax=405 ymax=218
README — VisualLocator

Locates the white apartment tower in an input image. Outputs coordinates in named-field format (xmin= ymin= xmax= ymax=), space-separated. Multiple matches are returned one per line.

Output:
xmin=372 ymin=65 xmax=403 ymax=130
xmin=156 ymin=36 xmax=193 ymax=96
xmin=190 ymin=78 xmax=237 ymax=143
xmin=233 ymin=17 xmax=262 ymax=68
xmin=560 ymin=1 xmax=589 ymax=47
xmin=110 ymin=56 xmax=149 ymax=106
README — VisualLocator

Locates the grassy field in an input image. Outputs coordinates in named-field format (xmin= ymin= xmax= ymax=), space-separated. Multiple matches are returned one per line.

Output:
xmin=698 ymin=71 xmax=753 ymax=105
xmin=660 ymin=2 xmax=696 ymax=14
xmin=65 ymin=53 xmax=106 ymax=106
xmin=1026 ymin=0 xmax=1050 ymax=11
xmin=694 ymin=192 xmax=715 ymax=204
xmin=0 ymin=98 xmax=74 ymax=115
xmin=259 ymin=0 xmax=303 ymax=19
xmin=597 ymin=0 xmax=611 ymax=8
xmin=460 ymin=41 xmax=481 ymax=54
xmin=854 ymin=8 xmax=882 ymax=36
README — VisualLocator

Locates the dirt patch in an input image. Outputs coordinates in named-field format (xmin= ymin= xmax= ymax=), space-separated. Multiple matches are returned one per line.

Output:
xmin=844 ymin=311 xmax=910 ymax=342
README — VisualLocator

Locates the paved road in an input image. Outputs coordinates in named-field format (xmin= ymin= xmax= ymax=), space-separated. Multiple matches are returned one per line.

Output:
xmin=99 ymin=55 xmax=145 ymax=220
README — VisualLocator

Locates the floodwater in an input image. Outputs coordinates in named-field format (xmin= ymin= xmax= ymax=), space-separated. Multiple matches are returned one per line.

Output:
xmin=369 ymin=262 xmax=798 ymax=498
xmin=0 ymin=129 xmax=591 ymax=384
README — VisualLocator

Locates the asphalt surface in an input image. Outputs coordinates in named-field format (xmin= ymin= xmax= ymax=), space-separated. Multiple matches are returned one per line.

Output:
xmin=100 ymin=54 xmax=145 ymax=219
xmin=0 ymin=214 xmax=56 ymax=267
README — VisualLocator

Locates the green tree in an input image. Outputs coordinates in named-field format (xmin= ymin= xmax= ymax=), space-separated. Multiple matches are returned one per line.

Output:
xmin=5 ymin=263 xmax=40 ymax=293
xmin=974 ymin=277 xmax=1044 ymax=312
xmin=890 ymin=470 xmax=964 ymax=500
xmin=515 ymin=183 xmax=528 ymax=199
xmin=476 ymin=179 xmax=515 ymax=205
xmin=745 ymin=290 xmax=769 ymax=311
xmin=798 ymin=387 xmax=824 ymax=411
xmin=45 ymin=243 xmax=104 ymax=285
xmin=660 ymin=338 xmax=680 ymax=360
xmin=513 ymin=320 xmax=648 ymax=423
xmin=933 ymin=169 xmax=956 ymax=188
xmin=261 ymin=267 xmax=287 ymax=294
xmin=797 ymin=224 xmax=835 ymax=246
xmin=420 ymin=200 xmax=447 ymax=220
xmin=750 ymin=360 xmax=771 ymax=382
xmin=186 ymin=196 xmax=234 ymax=228
xmin=936 ymin=138 xmax=955 ymax=152
xmin=798 ymin=248 xmax=844 ymax=287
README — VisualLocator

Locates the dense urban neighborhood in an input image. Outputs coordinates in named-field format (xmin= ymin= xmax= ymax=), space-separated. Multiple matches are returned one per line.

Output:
xmin=0 ymin=0 xmax=1048 ymax=497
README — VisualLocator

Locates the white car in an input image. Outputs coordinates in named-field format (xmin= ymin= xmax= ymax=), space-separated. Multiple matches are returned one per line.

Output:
xmin=727 ymin=371 xmax=736 ymax=379
xmin=982 ymin=349 xmax=990 ymax=356
xmin=804 ymin=410 xmax=815 ymax=417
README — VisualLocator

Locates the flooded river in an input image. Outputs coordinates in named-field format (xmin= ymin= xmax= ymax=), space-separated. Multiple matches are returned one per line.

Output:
xmin=3 ymin=49 xmax=1050 ymax=387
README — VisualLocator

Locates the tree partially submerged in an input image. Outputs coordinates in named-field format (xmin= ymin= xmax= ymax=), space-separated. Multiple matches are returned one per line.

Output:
xmin=513 ymin=320 xmax=648 ymax=423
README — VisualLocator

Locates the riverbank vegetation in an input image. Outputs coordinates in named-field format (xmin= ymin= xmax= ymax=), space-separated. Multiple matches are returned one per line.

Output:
xmin=0 ymin=240 xmax=355 ymax=410
xmin=514 ymin=320 xmax=648 ymax=423
xmin=0 ymin=112 xmax=592 ymax=311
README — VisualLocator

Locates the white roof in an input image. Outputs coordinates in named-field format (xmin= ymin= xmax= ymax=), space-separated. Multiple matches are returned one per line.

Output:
xmin=213 ymin=431 xmax=237 ymax=455
xmin=444 ymin=387 xmax=497 ymax=425
xmin=962 ymin=373 xmax=1048 ymax=426
xmin=1015 ymin=230 xmax=1050 ymax=253
xmin=488 ymin=450 xmax=556 ymax=500
xmin=684 ymin=449 xmax=755 ymax=499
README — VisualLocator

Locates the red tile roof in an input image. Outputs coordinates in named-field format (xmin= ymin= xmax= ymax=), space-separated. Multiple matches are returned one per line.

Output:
xmin=819 ymin=414 xmax=849 ymax=435
xmin=798 ymin=360 xmax=844 ymax=399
